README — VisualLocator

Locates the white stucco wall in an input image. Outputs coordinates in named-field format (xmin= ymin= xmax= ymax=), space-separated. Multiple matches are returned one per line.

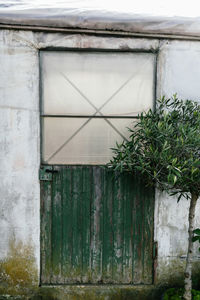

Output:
xmin=0 ymin=29 xmax=200 ymax=285
xmin=158 ymin=40 xmax=200 ymax=100
xmin=0 ymin=30 xmax=40 ymax=273
xmin=155 ymin=40 xmax=200 ymax=283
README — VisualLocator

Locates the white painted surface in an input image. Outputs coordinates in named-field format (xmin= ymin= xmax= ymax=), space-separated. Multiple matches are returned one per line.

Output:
xmin=155 ymin=190 xmax=200 ymax=256
xmin=0 ymin=30 xmax=200 ymax=283
xmin=0 ymin=30 xmax=40 ymax=274
xmin=155 ymin=40 xmax=200 ymax=282
xmin=158 ymin=40 xmax=200 ymax=101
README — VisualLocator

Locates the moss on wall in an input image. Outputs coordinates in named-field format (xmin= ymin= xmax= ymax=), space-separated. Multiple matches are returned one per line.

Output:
xmin=0 ymin=238 xmax=162 ymax=299
xmin=0 ymin=284 xmax=163 ymax=300
xmin=31 ymin=285 xmax=162 ymax=300
xmin=1 ymin=239 xmax=200 ymax=299
xmin=0 ymin=237 xmax=162 ymax=299
xmin=156 ymin=257 xmax=200 ymax=288
xmin=0 ymin=238 xmax=37 ymax=295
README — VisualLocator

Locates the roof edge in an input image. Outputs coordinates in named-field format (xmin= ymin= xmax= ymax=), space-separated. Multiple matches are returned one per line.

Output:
xmin=1 ymin=23 xmax=200 ymax=41
xmin=1 ymin=9 xmax=200 ymax=40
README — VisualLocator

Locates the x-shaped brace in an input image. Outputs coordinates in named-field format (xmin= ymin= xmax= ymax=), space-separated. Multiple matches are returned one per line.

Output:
xmin=46 ymin=71 xmax=135 ymax=162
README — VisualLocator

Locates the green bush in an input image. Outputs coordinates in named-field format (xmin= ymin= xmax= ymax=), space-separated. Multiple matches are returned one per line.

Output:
xmin=163 ymin=288 xmax=200 ymax=300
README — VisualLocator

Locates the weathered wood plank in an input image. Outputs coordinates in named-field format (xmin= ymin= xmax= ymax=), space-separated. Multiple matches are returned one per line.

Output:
xmin=82 ymin=167 xmax=92 ymax=283
xmin=40 ymin=180 xmax=52 ymax=284
xmin=90 ymin=167 xmax=103 ymax=283
xmin=132 ymin=176 xmax=143 ymax=284
xmin=122 ymin=173 xmax=133 ymax=283
xmin=112 ymin=173 xmax=123 ymax=283
xmin=51 ymin=167 xmax=62 ymax=283
xmin=71 ymin=166 xmax=82 ymax=282
xmin=102 ymin=169 xmax=113 ymax=283
xmin=62 ymin=167 xmax=73 ymax=283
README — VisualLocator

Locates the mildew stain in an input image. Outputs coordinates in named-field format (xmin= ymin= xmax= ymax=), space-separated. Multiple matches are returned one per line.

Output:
xmin=0 ymin=238 xmax=37 ymax=295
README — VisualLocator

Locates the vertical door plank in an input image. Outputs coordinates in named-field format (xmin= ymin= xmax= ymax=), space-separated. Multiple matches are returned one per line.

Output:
xmin=102 ymin=170 xmax=113 ymax=283
xmin=40 ymin=180 xmax=52 ymax=284
xmin=112 ymin=173 xmax=124 ymax=283
xmin=131 ymin=174 xmax=137 ymax=284
xmin=51 ymin=166 xmax=62 ymax=283
xmin=71 ymin=166 xmax=83 ymax=282
xmin=132 ymin=175 xmax=143 ymax=284
xmin=62 ymin=167 xmax=73 ymax=283
xmin=90 ymin=167 xmax=103 ymax=283
xmin=122 ymin=173 xmax=133 ymax=283
xmin=82 ymin=167 xmax=92 ymax=283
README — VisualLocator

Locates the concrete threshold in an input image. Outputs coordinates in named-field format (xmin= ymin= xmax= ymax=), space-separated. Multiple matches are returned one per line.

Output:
xmin=0 ymin=284 xmax=163 ymax=300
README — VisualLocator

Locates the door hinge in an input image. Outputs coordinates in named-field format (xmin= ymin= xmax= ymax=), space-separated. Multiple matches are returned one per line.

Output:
xmin=153 ymin=241 xmax=158 ymax=260
xmin=39 ymin=166 xmax=53 ymax=181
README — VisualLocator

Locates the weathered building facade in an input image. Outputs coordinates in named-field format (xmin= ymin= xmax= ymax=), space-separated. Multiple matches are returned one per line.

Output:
xmin=0 ymin=6 xmax=200 ymax=299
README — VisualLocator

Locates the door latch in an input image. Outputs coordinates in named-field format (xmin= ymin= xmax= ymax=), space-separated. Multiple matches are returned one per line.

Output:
xmin=39 ymin=166 xmax=58 ymax=181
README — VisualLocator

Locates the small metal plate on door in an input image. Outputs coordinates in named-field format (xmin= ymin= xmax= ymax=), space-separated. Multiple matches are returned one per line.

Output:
xmin=39 ymin=166 xmax=53 ymax=181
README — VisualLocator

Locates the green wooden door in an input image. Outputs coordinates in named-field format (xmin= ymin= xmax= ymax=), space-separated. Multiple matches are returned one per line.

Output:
xmin=40 ymin=50 xmax=156 ymax=285
xmin=40 ymin=165 xmax=154 ymax=284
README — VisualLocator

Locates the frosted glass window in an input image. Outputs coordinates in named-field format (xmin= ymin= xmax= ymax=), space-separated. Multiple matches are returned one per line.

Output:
xmin=42 ymin=117 xmax=136 ymax=165
xmin=41 ymin=51 xmax=155 ymax=116
xmin=41 ymin=51 xmax=156 ymax=164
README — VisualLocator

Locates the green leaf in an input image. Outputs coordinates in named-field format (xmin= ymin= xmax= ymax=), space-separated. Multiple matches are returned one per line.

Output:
xmin=177 ymin=194 xmax=182 ymax=203
xmin=172 ymin=158 xmax=177 ymax=165
xmin=193 ymin=228 xmax=200 ymax=235
xmin=192 ymin=167 xmax=199 ymax=175
xmin=192 ymin=236 xmax=200 ymax=242
xmin=173 ymin=175 xmax=177 ymax=184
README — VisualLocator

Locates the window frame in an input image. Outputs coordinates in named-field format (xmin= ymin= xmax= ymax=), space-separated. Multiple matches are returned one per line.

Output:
xmin=39 ymin=48 xmax=157 ymax=165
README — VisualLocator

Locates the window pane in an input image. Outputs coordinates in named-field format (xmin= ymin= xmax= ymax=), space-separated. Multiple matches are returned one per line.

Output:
xmin=42 ymin=117 xmax=136 ymax=164
xmin=41 ymin=51 xmax=155 ymax=116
